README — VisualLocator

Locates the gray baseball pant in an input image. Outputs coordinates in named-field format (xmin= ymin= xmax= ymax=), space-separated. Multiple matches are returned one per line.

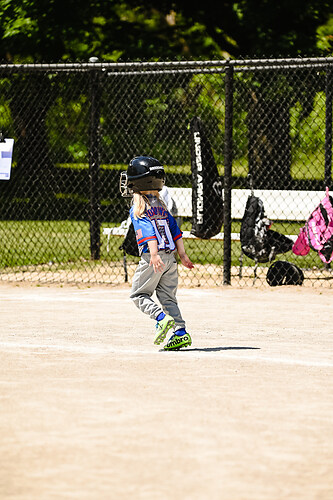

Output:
xmin=130 ymin=250 xmax=186 ymax=330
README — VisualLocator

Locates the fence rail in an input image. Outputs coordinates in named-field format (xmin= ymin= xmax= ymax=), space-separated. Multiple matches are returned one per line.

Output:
xmin=0 ymin=57 xmax=333 ymax=287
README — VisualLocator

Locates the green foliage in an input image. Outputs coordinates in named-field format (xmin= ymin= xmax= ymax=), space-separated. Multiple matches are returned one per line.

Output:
xmin=0 ymin=0 xmax=331 ymax=63
xmin=317 ymin=13 xmax=333 ymax=53
xmin=290 ymin=91 xmax=326 ymax=153
xmin=46 ymin=93 xmax=89 ymax=162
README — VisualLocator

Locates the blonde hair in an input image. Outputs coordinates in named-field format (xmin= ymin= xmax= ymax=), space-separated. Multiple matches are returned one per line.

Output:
xmin=132 ymin=190 xmax=167 ymax=219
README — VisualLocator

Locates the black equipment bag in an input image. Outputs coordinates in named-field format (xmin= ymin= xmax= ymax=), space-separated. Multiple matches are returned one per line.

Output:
xmin=190 ymin=116 xmax=223 ymax=239
xmin=119 ymin=221 xmax=139 ymax=257
xmin=240 ymin=194 xmax=293 ymax=263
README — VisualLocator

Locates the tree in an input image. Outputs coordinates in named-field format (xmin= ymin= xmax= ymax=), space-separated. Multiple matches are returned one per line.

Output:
xmin=119 ymin=1 xmax=332 ymax=187
xmin=1 ymin=1 xmax=333 ymax=190
xmin=0 ymin=0 xmax=222 ymax=62
xmin=1 ymin=1 xmax=332 ymax=62
xmin=135 ymin=0 xmax=333 ymax=58
xmin=159 ymin=0 xmax=332 ymax=187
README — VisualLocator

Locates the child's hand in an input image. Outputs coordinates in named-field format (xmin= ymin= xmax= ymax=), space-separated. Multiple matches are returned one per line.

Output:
xmin=149 ymin=254 xmax=165 ymax=273
xmin=179 ymin=253 xmax=194 ymax=269
xmin=175 ymin=239 xmax=194 ymax=269
xmin=147 ymin=240 xmax=165 ymax=273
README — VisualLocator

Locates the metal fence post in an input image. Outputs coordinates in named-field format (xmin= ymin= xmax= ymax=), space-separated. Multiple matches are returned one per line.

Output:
xmin=89 ymin=62 xmax=101 ymax=260
xmin=325 ymin=69 xmax=333 ymax=189
xmin=223 ymin=62 xmax=234 ymax=285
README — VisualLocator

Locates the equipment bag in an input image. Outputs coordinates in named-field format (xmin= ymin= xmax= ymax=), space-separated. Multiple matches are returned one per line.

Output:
xmin=189 ymin=116 xmax=223 ymax=239
xmin=119 ymin=219 xmax=139 ymax=257
xmin=292 ymin=187 xmax=333 ymax=264
xmin=240 ymin=194 xmax=293 ymax=263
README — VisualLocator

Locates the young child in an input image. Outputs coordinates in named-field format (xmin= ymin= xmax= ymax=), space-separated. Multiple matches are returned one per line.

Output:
xmin=120 ymin=155 xmax=194 ymax=351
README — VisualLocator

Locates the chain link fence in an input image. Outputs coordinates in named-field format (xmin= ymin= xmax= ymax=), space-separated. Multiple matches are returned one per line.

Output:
xmin=0 ymin=58 xmax=333 ymax=287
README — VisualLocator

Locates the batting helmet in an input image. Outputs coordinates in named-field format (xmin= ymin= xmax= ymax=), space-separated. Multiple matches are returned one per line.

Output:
xmin=266 ymin=260 xmax=304 ymax=286
xmin=120 ymin=156 xmax=165 ymax=197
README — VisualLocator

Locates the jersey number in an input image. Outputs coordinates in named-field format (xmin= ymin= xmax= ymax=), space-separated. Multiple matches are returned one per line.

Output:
xmin=151 ymin=219 xmax=175 ymax=251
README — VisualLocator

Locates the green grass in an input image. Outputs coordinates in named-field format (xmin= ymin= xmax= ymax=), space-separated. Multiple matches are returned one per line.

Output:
xmin=290 ymin=151 xmax=327 ymax=180
xmin=222 ymin=152 xmax=331 ymax=181
xmin=0 ymin=220 xmax=123 ymax=268
xmin=57 ymin=153 xmax=332 ymax=182
xmin=0 ymin=221 xmax=90 ymax=267
xmin=0 ymin=219 xmax=326 ymax=272
xmin=57 ymin=162 xmax=193 ymax=175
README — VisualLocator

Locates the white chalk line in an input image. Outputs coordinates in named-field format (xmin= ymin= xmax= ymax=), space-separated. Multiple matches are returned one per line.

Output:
xmin=0 ymin=293 xmax=128 ymax=303
xmin=0 ymin=288 xmax=221 ymax=304
xmin=0 ymin=341 xmax=332 ymax=367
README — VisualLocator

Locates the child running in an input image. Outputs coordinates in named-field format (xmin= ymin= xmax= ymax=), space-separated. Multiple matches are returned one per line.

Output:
xmin=119 ymin=155 xmax=194 ymax=350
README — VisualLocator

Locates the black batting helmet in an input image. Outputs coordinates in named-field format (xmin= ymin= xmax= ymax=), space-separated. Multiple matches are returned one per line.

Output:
xmin=266 ymin=260 xmax=304 ymax=286
xmin=120 ymin=156 xmax=165 ymax=197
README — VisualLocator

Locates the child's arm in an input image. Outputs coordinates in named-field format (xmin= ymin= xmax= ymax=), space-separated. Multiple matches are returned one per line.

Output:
xmin=175 ymin=238 xmax=194 ymax=269
xmin=147 ymin=240 xmax=165 ymax=273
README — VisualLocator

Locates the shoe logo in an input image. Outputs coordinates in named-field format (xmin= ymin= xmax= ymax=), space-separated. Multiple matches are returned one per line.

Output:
xmin=169 ymin=335 xmax=190 ymax=347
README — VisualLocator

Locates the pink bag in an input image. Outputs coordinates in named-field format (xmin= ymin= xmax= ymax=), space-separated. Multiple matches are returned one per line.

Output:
xmin=292 ymin=188 xmax=333 ymax=264
xmin=292 ymin=226 xmax=310 ymax=256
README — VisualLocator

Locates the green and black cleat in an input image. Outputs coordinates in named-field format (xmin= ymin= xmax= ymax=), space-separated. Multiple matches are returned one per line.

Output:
xmin=154 ymin=314 xmax=175 ymax=345
xmin=163 ymin=332 xmax=192 ymax=351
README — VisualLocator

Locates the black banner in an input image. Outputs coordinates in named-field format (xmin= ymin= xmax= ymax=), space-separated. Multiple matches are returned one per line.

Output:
xmin=190 ymin=116 xmax=223 ymax=239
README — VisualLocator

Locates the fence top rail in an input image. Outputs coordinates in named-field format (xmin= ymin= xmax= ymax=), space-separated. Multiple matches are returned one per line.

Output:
xmin=0 ymin=56 xmax=333 ymax=74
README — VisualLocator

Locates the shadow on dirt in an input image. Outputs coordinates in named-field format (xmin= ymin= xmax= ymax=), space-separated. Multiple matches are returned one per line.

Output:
xmin=161 ymin=346 xmax=260 ymax=353
xmin=186 ymin=346 xmax=260 ymax=353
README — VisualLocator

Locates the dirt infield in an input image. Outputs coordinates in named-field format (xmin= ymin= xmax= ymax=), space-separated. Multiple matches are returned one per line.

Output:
xmin=0 ymin=282 xmax=332 ymax=500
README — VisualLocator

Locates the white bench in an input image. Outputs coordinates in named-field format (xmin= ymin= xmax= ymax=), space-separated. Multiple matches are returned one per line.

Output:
xmin=166 ymin=187 xmax=325 ymax=221
xmin=103 ymin=187 xmax=325 ymax=249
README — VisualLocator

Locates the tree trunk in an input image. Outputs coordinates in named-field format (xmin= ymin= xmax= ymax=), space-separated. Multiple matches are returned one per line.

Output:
xmin=247 ymin=91 xmax=292 ymax=189
xmin=9 ymin=74 xmax=54 ymax=218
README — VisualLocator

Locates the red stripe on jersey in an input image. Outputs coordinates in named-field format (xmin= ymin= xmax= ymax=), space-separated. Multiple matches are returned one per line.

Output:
xmin=137 ymin=235 xmax=157 ymax=245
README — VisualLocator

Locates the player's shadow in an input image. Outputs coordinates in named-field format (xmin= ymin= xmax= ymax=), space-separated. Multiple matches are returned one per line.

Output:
xmin=184 ymin=346 xmax=260 ymax=353
xmin=161 ymin=346 xmax=260 ymax=353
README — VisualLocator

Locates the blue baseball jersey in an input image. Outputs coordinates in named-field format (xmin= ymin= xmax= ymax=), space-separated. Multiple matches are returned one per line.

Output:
xmin=130 ymin=195 xmax=182 ymax=254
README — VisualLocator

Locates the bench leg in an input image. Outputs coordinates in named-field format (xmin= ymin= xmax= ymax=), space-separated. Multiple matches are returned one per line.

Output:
xmin=239 ymin=249 xmax=243 ymax=279
xmin=123 ymin=250 xmax=128 ymax=283
xmin=253 ymin=259 xmax=258 ymax=285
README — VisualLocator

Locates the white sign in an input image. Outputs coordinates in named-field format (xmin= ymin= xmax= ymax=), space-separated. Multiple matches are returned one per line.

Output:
xmin=0 ymin=138 xmax=14 ymax=180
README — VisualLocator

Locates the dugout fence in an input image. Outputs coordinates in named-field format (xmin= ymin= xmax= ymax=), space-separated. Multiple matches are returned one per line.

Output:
xmin=0 ymin=57 xmax=333 ymax=287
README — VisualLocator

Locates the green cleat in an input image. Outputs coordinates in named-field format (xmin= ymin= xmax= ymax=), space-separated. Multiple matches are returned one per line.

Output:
xmin=164 ymin=332 xmax=192 ymax=351
xmin=154 ymin=314 xmax=175 ymax=345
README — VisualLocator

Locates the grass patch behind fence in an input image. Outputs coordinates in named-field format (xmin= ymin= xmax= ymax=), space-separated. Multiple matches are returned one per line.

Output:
xmin=57 ymin=155 xmax=331 ymax=182
xmin=0 ymin=219 xmax=325 ymax=272
xmin=0 ymin=220 xmax=123 ymax=268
